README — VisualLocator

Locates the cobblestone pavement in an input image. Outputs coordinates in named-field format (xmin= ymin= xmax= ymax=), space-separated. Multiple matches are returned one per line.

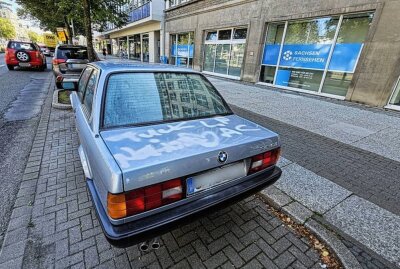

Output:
xmin=341 ymin=239 xmax=392 ymax=269
xmin=231 ymin=105 xmax=400 ymax=217
xmin=0 ymin=92 xmax=326 ymax=268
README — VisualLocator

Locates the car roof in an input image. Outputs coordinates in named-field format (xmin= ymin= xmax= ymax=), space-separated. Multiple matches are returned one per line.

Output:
xmin=89 ymin=61 xmax=200 ymax=74
xmin=8 ymin=40 xmax=34 ymax=45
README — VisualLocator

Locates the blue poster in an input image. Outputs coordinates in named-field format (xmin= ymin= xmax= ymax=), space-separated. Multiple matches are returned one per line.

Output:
xmin=171 ymin=45 xmax=194 ymax=58
xmin=262 ymin=43 xmax=363 ymax=73
xmin=275 ymin=70 xmax=291 ymax=86
xmin=262 ymin=44 xmax=280 ymax=65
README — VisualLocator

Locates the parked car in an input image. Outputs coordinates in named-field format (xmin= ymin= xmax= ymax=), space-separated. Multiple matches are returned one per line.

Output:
xmin=5 ymin=40 xmax=47 ymax=71
xmin=64 ymin=62 xmax=282 ymax=247
xmin=52 ymin=44 xmax=89 ymax=89
xmin=39 ymin=44 xmax=52 ymax=57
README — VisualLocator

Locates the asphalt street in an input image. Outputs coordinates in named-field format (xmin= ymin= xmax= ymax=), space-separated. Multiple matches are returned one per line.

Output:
xmin=0 ymin=53 xmax=52 ymax=247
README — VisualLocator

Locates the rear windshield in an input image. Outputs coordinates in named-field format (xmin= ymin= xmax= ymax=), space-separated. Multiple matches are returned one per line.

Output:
xmin=103 ymin=72 xmax=232 ymax=128
xmin=7 ymin=42 xmax=36 ymax=50
xmin=57 ymin=47 xmax=88 ymax=60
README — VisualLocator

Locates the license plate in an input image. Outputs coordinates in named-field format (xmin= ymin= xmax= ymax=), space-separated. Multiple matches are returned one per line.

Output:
xmin=69 ymin=64 xmax=85 ymax=69
xmin=186 ymin=161 xmax=246 ymax=195
xmin=19 ymin=63 xmax=31 ymax=67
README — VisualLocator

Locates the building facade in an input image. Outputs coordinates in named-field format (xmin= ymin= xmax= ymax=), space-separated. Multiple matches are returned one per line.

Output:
xmin=164 ymin=0 xmax=400 ymax=111
xmin=0 ymin=1 xmax=29 ymax=46
xmin=96 ymin=0 xmax=165 ymax=63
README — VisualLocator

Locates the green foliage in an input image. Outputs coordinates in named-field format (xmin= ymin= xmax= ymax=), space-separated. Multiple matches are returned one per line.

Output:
xmin=27 ymin=30 xmax=43 ymax=43
xmin=0 ymin=17 xmax=16 ymax=39
xmin=16 ymin=0 xmax=129 ymax=35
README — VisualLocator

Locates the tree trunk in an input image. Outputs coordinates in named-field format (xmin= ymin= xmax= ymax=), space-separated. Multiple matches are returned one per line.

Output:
xmin=63 ymin=17 xmax=72 ymax=45
xmin=82 ymin=0 xmax=95 ymax=62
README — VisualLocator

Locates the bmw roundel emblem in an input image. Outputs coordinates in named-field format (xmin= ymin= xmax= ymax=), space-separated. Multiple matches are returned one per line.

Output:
xmin=218 ymin=151 xmax=228 ymax=163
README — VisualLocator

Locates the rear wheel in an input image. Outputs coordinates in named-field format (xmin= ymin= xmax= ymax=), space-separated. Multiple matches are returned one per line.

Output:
xmin=7 ymin=65 xmax=14 ymax=71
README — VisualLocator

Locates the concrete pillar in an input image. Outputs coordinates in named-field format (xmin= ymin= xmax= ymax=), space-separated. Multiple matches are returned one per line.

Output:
xmin=149 ymin=31 xmax=161 ymax=63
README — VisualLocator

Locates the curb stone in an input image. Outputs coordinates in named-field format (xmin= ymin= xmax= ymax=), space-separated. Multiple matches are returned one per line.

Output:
xmin=0 ymin=77 xmax=54 ymax=267
xmin=305 ymin=219 xmax=362 ymax=269
xmin=52 ymin=89 xmax=72 ymax=110
xmin=259 ymin=188 xmax=362 ymax=269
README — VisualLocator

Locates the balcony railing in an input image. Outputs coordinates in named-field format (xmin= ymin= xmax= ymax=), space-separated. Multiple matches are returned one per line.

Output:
xmin=128 ymin=2 xmax=150 ymax=23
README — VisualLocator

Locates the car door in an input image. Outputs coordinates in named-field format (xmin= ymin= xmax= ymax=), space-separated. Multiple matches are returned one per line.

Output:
xmin=72 ymin=67 xmax=97 ymax=177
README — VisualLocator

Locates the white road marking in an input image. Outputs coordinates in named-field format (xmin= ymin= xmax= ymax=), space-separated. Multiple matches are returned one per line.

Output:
xmin=0 ymin=64 xmax=5 ymax=68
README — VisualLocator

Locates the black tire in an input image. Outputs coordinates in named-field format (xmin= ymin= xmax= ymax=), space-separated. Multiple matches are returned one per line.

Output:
xmin=7 ymin=65 xmax=14 ymax=71
xmin=56 ymin=81 xmax=63 ymax=89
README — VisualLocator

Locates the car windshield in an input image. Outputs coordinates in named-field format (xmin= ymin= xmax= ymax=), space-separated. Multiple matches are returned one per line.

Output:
xmin=57 ymin=47 xmax=88 ymax=60
xmin=103 ymin=72 xmax=232 ymax=128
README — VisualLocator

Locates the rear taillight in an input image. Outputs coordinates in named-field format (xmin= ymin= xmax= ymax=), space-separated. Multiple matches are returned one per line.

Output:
xmin=52 ymin=58 xmax=66 ymax=65
xmin=248 ymin=148 xmax=281 ymax=175
xmin=36 ymin=51 xmax=40 ymax=58
xmin=107 ymin=178 xmax=184 ymax=219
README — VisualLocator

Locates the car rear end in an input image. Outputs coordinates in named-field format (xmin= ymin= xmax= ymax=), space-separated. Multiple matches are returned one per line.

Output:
xmin=53 ymin=45 xmax=88 ymax=87
xmin=5 ymin=41 xmax=45 ymax=70
xmin=87 ymin=69 xmax=282 ymax=246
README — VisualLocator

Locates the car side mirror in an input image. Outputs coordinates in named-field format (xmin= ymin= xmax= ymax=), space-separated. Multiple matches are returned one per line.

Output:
xmin=62 ymin=81 xmax=78 ymax=91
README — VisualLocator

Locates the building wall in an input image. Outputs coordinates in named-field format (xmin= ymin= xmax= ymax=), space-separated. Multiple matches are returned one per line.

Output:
xmin=165 ymin=0 xmax=400 ymax=107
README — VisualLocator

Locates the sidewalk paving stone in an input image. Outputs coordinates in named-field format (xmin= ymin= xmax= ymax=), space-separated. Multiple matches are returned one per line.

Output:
xmin=209 ymin=77 xmax=400 ymax=162
xmin=325 ymin=196 xmax=400 ymax=266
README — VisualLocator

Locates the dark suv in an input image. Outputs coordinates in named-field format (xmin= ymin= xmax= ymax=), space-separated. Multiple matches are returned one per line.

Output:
xmin=52 ymin=45 xmax=89 ymax=88
xmin=5 ymin=41 xmax=47 ymax=71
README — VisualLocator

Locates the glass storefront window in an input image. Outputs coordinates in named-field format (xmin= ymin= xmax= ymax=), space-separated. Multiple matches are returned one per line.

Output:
xmin=214 ymin=44 xmax=230 ymax=74
xmin=170 ymin=32 xmax=194 ymax=68
xmin=228 ymin=44 xmax=245 ymax=77
xmin=206 ymin=32 xmax=217 ymax=41
xmin=233 ymin=29 xmax=247 ymax=40
xmin=322 ymin=13 xmax=373 ymax=96
xmin=218 ymin=30 xmax=232 ymax=40
xmin=260 ymin=23 xmax=285 ymax=84
xmin=260 ymin=12 xmax=373 ymax=98
xmin=204 ymin=44 xmax=216 ymax=72
xmin=389 ymin=77 xmax=400 ymax=107
xmin=128 ymin=34 xmax=141 ymax=61
xmin=203 ymin=27 xmax=247 ymax=78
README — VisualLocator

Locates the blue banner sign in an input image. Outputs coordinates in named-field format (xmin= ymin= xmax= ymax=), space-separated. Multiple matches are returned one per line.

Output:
xmin=171 ymin=45 xmax=194 ymax=58
xmin=262 ymin=43 xmax=362 ymax=73
xmin=328 ymin=43 xmax=363 ymax=72
xmin=129 ymin=3 xmax=150 ymax=23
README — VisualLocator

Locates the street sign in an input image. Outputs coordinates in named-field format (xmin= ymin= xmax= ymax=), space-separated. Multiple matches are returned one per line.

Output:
xmin=56 ymin=28 xmax=67 ymax=42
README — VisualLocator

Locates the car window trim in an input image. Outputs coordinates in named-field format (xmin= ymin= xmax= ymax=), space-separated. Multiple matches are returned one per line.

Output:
xmin=99 ymin=70 xmax=234 ymax=131
xmin=82 ymin=69 xmax=100 ymax=119
xmin=78 ymin=67 xmax=94 ymax=102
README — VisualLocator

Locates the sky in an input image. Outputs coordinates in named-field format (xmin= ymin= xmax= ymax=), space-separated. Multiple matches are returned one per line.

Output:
xmin=2 ymin=0 xmax=44 ymax=33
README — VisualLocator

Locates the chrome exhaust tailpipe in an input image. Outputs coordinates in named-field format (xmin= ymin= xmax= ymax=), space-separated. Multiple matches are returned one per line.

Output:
xmin=139 ymin=241 xmax=149 ymax=252
xmin=150 ymin=237 xmax=161 ymax=250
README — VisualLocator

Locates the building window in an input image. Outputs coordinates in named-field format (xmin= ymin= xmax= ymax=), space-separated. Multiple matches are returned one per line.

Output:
xmin=170 ymin=32 xmax=194 ymax=68
xmin=168 ymin=0 xmax=190 ymax=8
xmin=260 ymin=12 xmax=374 ymax=98
xmin=203 ymin=27 xmax=247 ymax=78
xmin=389 ymin=77 xmax=400 ymax=108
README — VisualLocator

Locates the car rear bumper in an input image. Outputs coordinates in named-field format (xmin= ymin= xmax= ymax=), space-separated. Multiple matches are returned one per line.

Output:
xmin=86 ymin=166 xmax=282 ymax=247
xmin=6 ymin=59 xmax=44 ymax=67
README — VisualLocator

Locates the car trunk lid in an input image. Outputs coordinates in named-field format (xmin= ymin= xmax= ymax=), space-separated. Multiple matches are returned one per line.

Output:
xmin=100 ymin=115 xmax=279 ymax=192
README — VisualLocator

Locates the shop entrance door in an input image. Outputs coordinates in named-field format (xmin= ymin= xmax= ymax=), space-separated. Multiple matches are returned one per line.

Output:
xmin=142 ymin=34 xmax=149 ymax=62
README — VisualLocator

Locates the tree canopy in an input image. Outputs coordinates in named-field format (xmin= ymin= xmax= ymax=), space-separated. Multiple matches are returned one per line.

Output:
xmin=0 ymin=18 xmax=16 ymax=39
xmin=16 ymin=0 xmax=129 ymax=61
xmin=27 ymin=30 xmax=43 ymax=43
